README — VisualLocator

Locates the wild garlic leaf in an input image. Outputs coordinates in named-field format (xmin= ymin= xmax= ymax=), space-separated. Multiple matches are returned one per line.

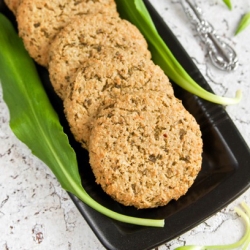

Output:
xmin=223 ymin=0 xmax=232 ymax=10
xmin=115 ymin=0 xmax=241 ymax=105
xmin=0 ymin=13 xmax=82 ymax=193
xmin=235 ymin=12 xmax=250 ymax=35
xmin=0 ymin=13 xmax=164 ymax=227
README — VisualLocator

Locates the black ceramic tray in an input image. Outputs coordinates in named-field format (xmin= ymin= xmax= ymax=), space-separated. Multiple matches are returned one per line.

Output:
xmin=1 ymin=1 xmax=250 ymax=249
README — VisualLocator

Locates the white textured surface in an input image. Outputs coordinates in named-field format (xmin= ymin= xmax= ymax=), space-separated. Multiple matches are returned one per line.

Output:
xmin=1 ymin=0 xmax=250 ymax=249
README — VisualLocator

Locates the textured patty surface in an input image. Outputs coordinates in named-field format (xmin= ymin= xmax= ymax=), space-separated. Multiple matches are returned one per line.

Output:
xmin=64 ymin=56 xmax=173 ymax=149
xmin=16 ymin=0 xmax=118 ymax=66
xmin=48 ymin=14 xmax=151 ymax=99
xmin=89 ymin=91 xmax=203 ymax=209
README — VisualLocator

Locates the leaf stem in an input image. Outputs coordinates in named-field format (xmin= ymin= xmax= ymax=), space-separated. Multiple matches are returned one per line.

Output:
xmin=59 ymin=158 xmax=165 ymax=227
xmin=175 ymin=202 xmax=250 ymax=250
xmin=115 ymin=0 xmax=242 ymax=105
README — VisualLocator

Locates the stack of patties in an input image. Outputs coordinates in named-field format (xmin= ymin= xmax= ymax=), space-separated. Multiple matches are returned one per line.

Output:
xmin=6 ymin=0 xmax=203 ymax=209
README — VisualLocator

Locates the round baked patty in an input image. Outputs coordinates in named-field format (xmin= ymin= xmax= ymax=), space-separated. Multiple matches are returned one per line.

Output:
xmin=16 ymin=0 xmax=118 ymax=66
xmin=64 ymin=56 xmax=173 ymax=149
xmin=88 ymin=91 xmax=203 ymax=209
xmin=48 ymin=14 xmax=151 ymax=99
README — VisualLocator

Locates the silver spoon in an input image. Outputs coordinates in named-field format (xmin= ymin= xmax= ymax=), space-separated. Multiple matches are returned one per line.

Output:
xmin=180 ymin=0 xmax=238 ymax=71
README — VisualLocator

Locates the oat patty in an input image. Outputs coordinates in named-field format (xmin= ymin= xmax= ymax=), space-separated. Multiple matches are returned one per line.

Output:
xmin=16 ymin=0 xmax=118 ymax=66
xmin=64 ymin=55 xmax=173 ymax=149
xmin=89 ymin=91 xmax=203 ymax=209
xmin=48 ymin=14 xmax=151 ymax=99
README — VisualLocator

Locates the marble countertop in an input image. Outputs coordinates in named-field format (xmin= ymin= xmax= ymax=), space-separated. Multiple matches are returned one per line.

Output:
xmin=1 ymin=0 xmax=250 ymax=249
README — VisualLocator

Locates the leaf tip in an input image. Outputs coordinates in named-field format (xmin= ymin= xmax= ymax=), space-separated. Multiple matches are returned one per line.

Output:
xmin=234 ymin=29 xmax=241 ymax=36
xmin=223 ymin=0 xmax=232 ymax=10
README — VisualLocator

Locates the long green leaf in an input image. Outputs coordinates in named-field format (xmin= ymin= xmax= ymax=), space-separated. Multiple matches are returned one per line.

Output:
xmin=0 ymin=13 xmax=164 ymax=227
xmin=115 ymin=0 xmax=242 ymax=105
xmin=235 ymin=12 xmax=250 ymax=35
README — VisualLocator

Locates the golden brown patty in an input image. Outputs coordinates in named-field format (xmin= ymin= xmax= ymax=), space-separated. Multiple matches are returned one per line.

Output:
xmin=16 ymin=0 xmax=118 ymax=66
xmin=48 ymin=14 xmax=151 ymax=99
xmin=88 ymin=91 xmax=203 ymax=209
xmin=63 ymin=56 xmax=173 ymax=149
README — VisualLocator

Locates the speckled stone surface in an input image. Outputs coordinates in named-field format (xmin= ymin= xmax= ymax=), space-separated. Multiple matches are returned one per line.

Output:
xmin=1 ymin=0 xmax=250 ymax=249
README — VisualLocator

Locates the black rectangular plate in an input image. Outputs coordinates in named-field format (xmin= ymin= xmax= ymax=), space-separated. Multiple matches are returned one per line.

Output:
xmin=1 ymin=1 xmax=250 ymax=249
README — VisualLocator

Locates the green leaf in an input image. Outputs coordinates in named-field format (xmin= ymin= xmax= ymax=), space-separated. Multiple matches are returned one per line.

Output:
xmin=222 ymin=0 xmax=232 ymax=10
xmin=235 ymin=12 xmax=250 ymax=35
xmin=115 ymin=0 xmax=242 ymax=105
xmin=0 ymin=14 xmax=79 ymax=190
xmin=0 ymin=13 xmax=164 ymax=227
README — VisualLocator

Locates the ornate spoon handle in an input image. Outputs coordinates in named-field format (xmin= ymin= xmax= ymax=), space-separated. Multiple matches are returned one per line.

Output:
xmin=181 ymin=0 xmax=238 ymax=71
